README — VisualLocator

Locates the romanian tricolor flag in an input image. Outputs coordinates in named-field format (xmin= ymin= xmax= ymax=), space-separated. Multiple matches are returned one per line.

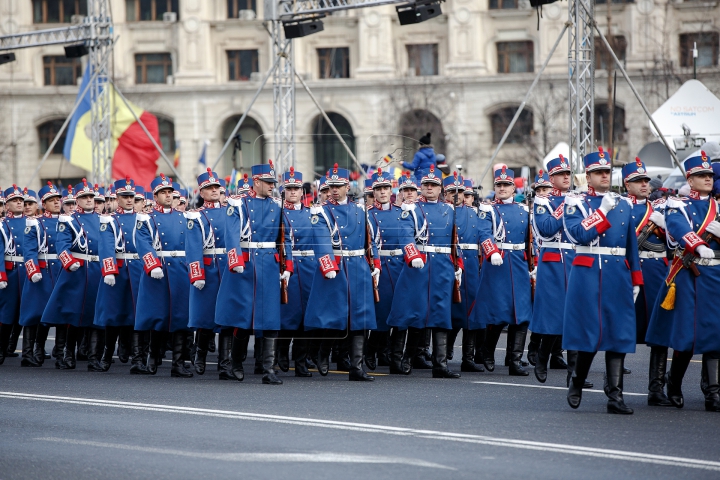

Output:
xmin=63 ymin=66 xmax=162 ymax=189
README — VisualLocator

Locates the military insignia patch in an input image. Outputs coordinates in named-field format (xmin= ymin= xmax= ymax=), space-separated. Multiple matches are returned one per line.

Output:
xmin=58 ymin=224 xmax=66 ymax=232
xmin=136 ymin=221 xmax=143 ymax=230
xmin=310 ymin=215 xmax=319 ymax=224
xmin=566 ymin=206 xmax=576 ymax=215
xmin=667 ymin=209 xmax=677 ymax=215
xmin=24 ymin=226 xmax=31 ymax=234
xmin=187 ymin=220 xmax=194 ymax=229
xmin=227 ymin=206 xmax=234 ymax=216
xmin=536 ymin=206 xmax=546 ymax=214
xmin=478 ymin=212 xmax=486 ymax=219
xmin=401 ymin=211 xmax=410 ymax=219
xmin=100 ymin=223 xmax=107 ymax=232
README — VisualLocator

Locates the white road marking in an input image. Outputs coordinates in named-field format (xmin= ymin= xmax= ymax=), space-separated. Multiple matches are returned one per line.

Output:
xmin=3 ymin=391 xmax=720 ymax=472
xmin=472 ymin=381 xmax=646 ymax=396
xmin=35 ymin=437 xmax=453 ymax=469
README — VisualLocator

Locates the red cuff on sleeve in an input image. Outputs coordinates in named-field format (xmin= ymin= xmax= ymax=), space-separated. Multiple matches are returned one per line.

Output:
xmin=373 ymin=258 xmax=381 ymax=270
xmin=227 ymin=248 xmax=245 ymax=270
xmin=0 ymin=271 xmax=6 ymax=282
xmin=581 ymin=210 xmax=611 ymax=233
xmin=318 ymin=254 xmax=339 ymax=275
xmin=454 ymin=255 xmax=465 ymax=271
xmin=188 ymin=261 xmax=205 ymax=282
xmin=59 ymin=251 xmax=81 ymax=271
xmin=682 ymin=231 xmax=706 ymax=254
xmin=285 ymin=260 xmax=294 ymax=274
xmin=25 ymin=260 xmax=40 ymax=279
xmin=101 ymin=258 xmax=119 ymax=276
xmin=403 ymin=243 xmax=423 ymax=265
xmin=142 ymin=252 xmax=162 ymax=274
xmin=481 ymin=239 xmax=500 ymax=259
xmin=631 ymin=270 xmax=644 ymax=286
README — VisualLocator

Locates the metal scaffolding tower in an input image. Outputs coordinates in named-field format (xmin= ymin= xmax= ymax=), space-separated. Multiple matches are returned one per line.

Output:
xmin=568 ymin=0 xmax=596 ymax=169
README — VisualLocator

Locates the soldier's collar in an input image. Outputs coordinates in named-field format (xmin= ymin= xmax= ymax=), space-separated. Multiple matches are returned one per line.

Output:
xmin=43 ymin=211 xmax=58 ymax=218
xmin=373 ymin=201 xmax=391 ymax=210
xmin=203 ymin=201 xmax=220 ymax=209
xmin=689 ymin=190 xmax=703 ymax=200
xmin=550 ymin=188 xmax=563 ymax=196
xmin=284 ymin=201 xmax=300 ymax=210
xmin=5 ymin=212 xmax=23 ymax=218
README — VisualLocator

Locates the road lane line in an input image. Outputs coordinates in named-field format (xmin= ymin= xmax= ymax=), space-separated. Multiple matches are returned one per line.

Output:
xmin=2 ymin=391 xmax=719 ymax=472
xmin=472 ymin=381 xmax=646 ymax=396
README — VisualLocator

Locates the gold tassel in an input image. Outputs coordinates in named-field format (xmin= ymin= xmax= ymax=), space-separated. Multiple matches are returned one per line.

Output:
xmin=660 ymin=282 xmax=676 ymax=310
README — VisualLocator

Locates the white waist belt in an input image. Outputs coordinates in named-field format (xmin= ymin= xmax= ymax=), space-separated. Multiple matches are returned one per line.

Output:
xmin=293 ymin=250 xmax=315 ymax=257
xmin=74 ymin=253 xmax=100 ymax=262
xmin=240 ymin=241 xmax=276 ymax=249
xmin=499 ymin=242 xmax=526 ymax=251
xmin=639 ymin=251 xmax=666 ymax=259
xmin=693 ymin=258 xmax=720 ymax=266
xmin=575 ymin=246 xmax=626 ymax=256
xmin=116 ymin=253 xmax=139 ymax=260
xmin=378 ymin=249 xmax=403 ymax=257
xmin=541 ymin=242 xmax=575 ymax=250
xmin=157 ymin=251 xmax=185 ymax=258
xmin=333 ymin=249 xmax=365 ymax=257
xmin=39 ymin=254 xmax=58 ymax=260
xmin=203 ymin=248 xmax=226 ymax=255
xmin=458 ymin=244 xmax=479 ymax=250
xmin=418 ymin=245 xmax=451 ymax=254
xmin=4 ymin=255 xmax=23 ymax=262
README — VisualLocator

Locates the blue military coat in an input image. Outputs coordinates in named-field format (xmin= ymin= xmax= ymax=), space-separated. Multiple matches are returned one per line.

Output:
xmin=646 ymin=193 xmax=720 ymax=353
xmin=40 ymin=212 xmax=102 ymax=328
xmin=452 ymin=205 xmax=488 ymax=329
xmin=530 ymin=191 xmax=576 ymax=335
xmin=0 ymin=214 xmax=26 ymax=325
xmin=20 ymin=214 xmax=61 ymax=326
xmin=133 ymin=207 xmax=192 ymax=332
xmin=562 ymin=191 xmax=643 ymax=353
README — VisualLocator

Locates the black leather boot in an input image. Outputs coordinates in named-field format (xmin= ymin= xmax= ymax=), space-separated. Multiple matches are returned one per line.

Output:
xmin=6 ymin=322 xmax=21 ymax=357
xmin=604 ymin=351 xmax=633 ymax=414
xmin=364 ymin=330 xmax=380 ymax=371
xmin=473 ymin=328 xmax=486 ymax=365
xmin=34 ymin=324 xmax=50 ymax=365
xmin=21 ymin=326 xmax=41 ymax=367
xmin=76 ymin=327 xmax=88 ymax=361
xmin=129 ymin=331 xmax=150 ymax=374
xmin=647 ymin=346 xmax=672 ymax=406
xmin=481 ymin=325 xmax=502 ymax=372
xmin=293 ymin=338 xmax=312 ymax=377
xmin=101 ymin=326 xmax=119 ymax=372
xmin=376 ymin=331 xmax=390 ymax=367
xmin=336 ymin=338 xmax=351 ymax=372
xmin=261 ymin=336 xmax=283 ymax=385
xmin=508 ymin=324 xmax=529 ymax=376
xmin=277 ymin=336 xmax=291 ymax=373
xmin=193 ymin=329 xmax=214 ymax=375
xmin=447 ymin=327 xmax=460 ymax=361
xmin=87 ymin=328 xmax=106 ymax=372
xmin=567 ymin=351 xmax=596 ymax=409
xmin=229 ymin=328 xmax=248 ymax=381
xmin=349 ymin=331 xmax=374 ymax=381
xmin=317 ymin=335 xmax=331 ymax=376
xmin=504 ymin=325 xmax=529 ymax=367
xmin=216 ymin=329 xmax=235 ymax=380
xmin=401 ymin=327 xmax=422 ymax=375
xmin=667 ymin=350 xmax=693 ymax=408
xmin=170 ymin=331 xmax=193 ymax=378
xmin=207 ymin=333 xmax=216 ymax=353
xmin=422 ymin=329 xmax=432 ymax=361
xmin=566 ymin=349 xmax=593 ymax=388
xmin=702 ymin=353 xmax=720 ymax=412
xmin=701 ymin=358 xmax=709 ymax=397
xmin=146 ymin=331 xmax=165 ymax=375
xmin=460 ymin=329 xmax=484 ymax=372
xmin=53 ymin=325 xmax=69 ymax=369
xmin=549 ymin=336 xmax=568 ymax=369
xmin=526 ymin=331 xmax=540 ymax=366
xmin=63 ymin=326 xmax=78 ymax=369
xmin=431 ymin=329 xmax=460 ymax=378
xmin=534 ymin=334 xmax=558 ymax=383
xmin=253 ymin=337 xmax=264 ymax=374
xmin=0 ymin=323 xmax=13 ymax=365
xmin=116 ymin=326 xmax=132 ymax=363
xmin=388 ymin=329 xmax=407 ymax=374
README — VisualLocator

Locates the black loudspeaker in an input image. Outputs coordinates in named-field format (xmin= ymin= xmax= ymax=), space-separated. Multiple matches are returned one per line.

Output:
xmin=283 ymin=19 xmax=324 ymax=39
xmin=64 ymin=44 xmax=89 ymax=58
xmin=530 ymin=0 xmax=559 ymax=6
xmin=397 ymin=2 xmax=443 ymax=25
xmin=0 ymin=53 xmax=16 ymax=65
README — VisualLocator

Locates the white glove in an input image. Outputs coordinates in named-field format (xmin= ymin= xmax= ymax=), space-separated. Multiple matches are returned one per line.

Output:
xmin=454 ymin=269 xmax=462 ymax=287
xmin=325 ymin=271 xmax=336 ymax=279
xmin=371 ymin=268 xmax=380 ymax=281
xmin=534 ymin=196 xmax=550 ymax=208
xmin=232 ymin=266 xmax=244 ymax=274
xmin=68 ymin=262 xmax=80 ymax=272
xmin=706 ymin=220 xmax=720 ymax=238
xmin=310 ymin=206 xmax=323 ymax=215
xmin=599 ymin=194 xmax=618 ymax=215
xmin=280 ymin=271 xmax=291 ymax=283
xmin=410 ymin=258 xmax=425 ymax=269
xmin=150 ymin=267 xmax=164 ymax=280
xmin=193 ymin=280 xmax=205 ymax=290
xmin=696 ymin=245 xmax=714 ymax=259
xmin=0 ymin=281 xmax=7 ymax=289
xmin=31 ymin=273 xmax=42 ymax=283
xmin=529 ymin=267 xmax=537 ymax=280
xmin=103 ymin=274 xmax=115 ymax=287
xmin=633 ymin=285 xmax=640 ymax=303
xmin=649 ymin=211 xmax=666 ymax=229
xmin=401 ymin=202 xmax=416 ymax=212
xmin=490 ymin=252 xmax=503 ymax=266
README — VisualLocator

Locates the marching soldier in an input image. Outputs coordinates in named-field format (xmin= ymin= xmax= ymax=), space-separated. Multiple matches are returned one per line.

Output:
xmin=93 ymin=185 xmax=106 ymax=214
xmin=62 ymin=187 xmax=77 ymax=215
xmin=186 ymin=169 xmax=228 ymax=376
xmin=215 ymin=161 xmax=294 ymax=385
xmin=304 ymin=163 xmax=377 ymax=381
xmin=386 ymin=165 xmax=462 ymax=379
xmin=20 ymin=182 xmax=62 ymax=367
xmin=564 ymin=148 xmax=643 ymax=414
xmin=236 ymin=173 xmax=252 ymax=196
xmin=23 ymin=189 xmax=40 ymax=217
xmin=40 ymin=179 xmax=103 ymax=371
xmin=646 ymin=152 xmax=720 ymax=412
xmin=473 ymin=167 xmax=533 ymax=376
xmin=621 ymin=159 xmax=673 ymax=406
xmin=317 ymin=176 xmax=329 ymax=204
xmin=133 ymin=187 xmax=145 ymax=213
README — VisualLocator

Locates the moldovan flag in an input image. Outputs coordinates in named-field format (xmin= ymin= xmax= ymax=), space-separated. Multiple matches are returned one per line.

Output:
xmin=63 ymin=66 xmax=162 ymax=189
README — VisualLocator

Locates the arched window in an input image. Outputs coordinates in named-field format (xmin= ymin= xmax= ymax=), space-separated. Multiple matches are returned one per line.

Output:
xmin=221 ymin=115 xmax=266 ymax=174
xmin=154 ymin=115 xmax=175 ymax=156
xmin=489 ymin=106 xmax=533 ymax=144
xmin=312 ymin=113 xmax=356 ymax=176
xmin=399 ymin=109 xmax=445 ymax=157
xmin=37 ymin=119 xmax=67 ymax=155
xmin=594 ymin=103 xmax=626 ymax=145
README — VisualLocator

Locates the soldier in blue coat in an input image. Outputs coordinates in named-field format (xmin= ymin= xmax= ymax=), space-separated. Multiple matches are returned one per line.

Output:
xmin=646 ymin=153 xmax=720 ymax=412
xmin=95 ymin=178 xmax=146 ymax=373
xmin=133 ymin=174 xmax=195 ymax=378
xmin=366 ymin=169 xmax=424 ymax=374
xmin=620 ymin=159 xmax=673 ymax=407
xmin=387 ymin=165 xmax=463 ymax=378
xmin=0 ymin=185 xmax=27 ymax=365
xmin=564 ymin=149 xmax=643 ymax=414
xmin=473 ymin=167 xmax=533 ymax=376
xmin=215 ymin=161 xmax=294 ymax=385
xmin=186 ymin=168 xmax=228 ymax=376
xmin=39 ymin=179 xmax=103 ymax=370
xmin=20 ymin=183 xmax=62 ymax=367
xmin=304 ymin=164 xmax=379 ymax=381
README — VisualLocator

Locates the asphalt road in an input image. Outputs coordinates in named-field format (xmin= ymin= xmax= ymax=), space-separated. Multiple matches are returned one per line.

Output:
xmin=1 ymin=332 xmax=718 ymax=479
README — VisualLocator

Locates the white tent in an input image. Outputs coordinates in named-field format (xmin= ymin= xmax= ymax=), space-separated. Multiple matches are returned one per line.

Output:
xmin=541 ymin=142 xmax=579 ymax=171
